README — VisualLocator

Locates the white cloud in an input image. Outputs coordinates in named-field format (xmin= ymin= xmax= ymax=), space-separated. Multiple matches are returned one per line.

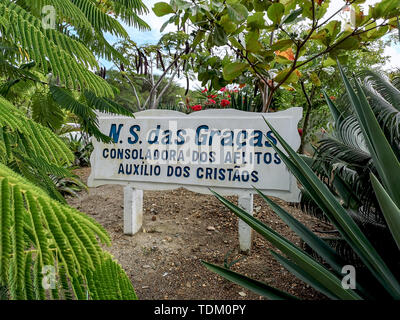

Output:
xmin=383 ymin=45 xmax=400 ymax=71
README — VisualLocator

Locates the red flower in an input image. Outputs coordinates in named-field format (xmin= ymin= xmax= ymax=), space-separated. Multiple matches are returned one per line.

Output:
xmin=219 ymin=87 xmax=227 ymax=92
xmin=298 ymin=128 xmax=303 ymax=137
xmin=202 ymin=88 xmax=208 ymax=93
xmin=207 ymin=99 xmax=216 ymax=104
xmin=207 ymin=94 xmax=217 ymax=98
xmin=190 ymin=104 xmax=202 ymax=111
xmin=330 ymin=96 xmax=336 ymax=100
xmin=220 ymin=99 xmax=230 ymax=107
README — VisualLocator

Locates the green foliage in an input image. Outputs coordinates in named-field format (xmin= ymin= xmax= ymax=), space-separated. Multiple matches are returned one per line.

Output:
xmin=153 ymin=2 xmax=174 ymax=16
xmin=0 ymin=1 xmax=144 ymax=296
xmin=50 ymin=172 xmax=86 ymax=198
xmin=205 ymin=66 xmax=400 ymax=300
xmin=0 ymin=96 xmax=137 ymax=300
xmin=49 ymin=86 xmax=135 ymax=143
xmin=267 ymin=3 xmax=285 ymax=24
xmin=0 ymin=1 xmax=110 ymax=96
xmin=302 ymin=71 xmax=400 ymax=265
xmin=0 ymin=96 xmax=73 ymax=167
xmin=223 ymin=62 xmax=248 ymax=81
xmin=0 ymin=0 xmax=145 ymax=142
xmin=273 ymin=39 xmax=390 ymax=150
xmin=65 ymin=134 xmax=94 ymax=167
xmin=155 ymin=0 xmax=399 ymax=111
xmin=14 ymin=0 xmax=150 ymax=59
xmin=0 ymin=162 xmax=137 ymax=300
xmin=0 ymin=94 xmax=80 ymax=202
xmin=31 ymin=88 xmax=65 ymax=131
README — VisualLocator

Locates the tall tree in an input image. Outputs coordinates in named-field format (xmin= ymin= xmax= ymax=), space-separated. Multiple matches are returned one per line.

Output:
xmin=154 ymin=0 xmax=400 ymax=112
xmin=1 ymin=0 xmax=149 ymax=139
xmin=0 ymin=0 xmax=149 ymax=299
xmin=113 ymin=31 xmax=193 ymax=109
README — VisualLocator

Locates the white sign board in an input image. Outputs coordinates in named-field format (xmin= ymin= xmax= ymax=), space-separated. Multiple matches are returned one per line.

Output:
xmin=88 ymin=108 xmax=302 ymax=252
xmin=88 ymin=108 xmax=302 ymax=202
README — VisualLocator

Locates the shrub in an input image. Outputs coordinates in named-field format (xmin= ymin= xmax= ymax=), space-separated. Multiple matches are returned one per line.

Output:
xmin=204 ymin=65 xmax=400 ymax=300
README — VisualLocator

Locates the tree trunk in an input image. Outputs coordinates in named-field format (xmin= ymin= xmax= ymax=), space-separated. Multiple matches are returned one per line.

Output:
xmin=299 ymin=102 xmax=312 ymax=154
xmin=262 ymin=87 xmax=274 ymax=113
xmin=299 ymin=81 xmax=314 ymax=154
xmin=150 ymin=90 xmax=158 ymax=109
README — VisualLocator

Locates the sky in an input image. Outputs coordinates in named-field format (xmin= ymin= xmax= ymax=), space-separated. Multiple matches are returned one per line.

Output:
xmin=102 ymin=0 xmax=400 ymax=86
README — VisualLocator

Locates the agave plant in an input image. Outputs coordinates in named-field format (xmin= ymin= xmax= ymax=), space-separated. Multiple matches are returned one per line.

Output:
xmin=204 ymin=64 xmax=400 ymax=300
xmin=300 ymin=70 xmax=400 ymax=266
xmin=65 ymin=133 xmax=94 ymax=167
xmin=230 ymin=91 xmax=263 ymax=112
xmin=0 ymin=0 xmax=145 ymax=199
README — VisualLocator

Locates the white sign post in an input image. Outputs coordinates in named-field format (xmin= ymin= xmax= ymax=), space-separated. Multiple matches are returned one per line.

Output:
xmin=88 ymin=108 xmax=302 ymax=253
xmin=123 ymin=184 xmax=143 ymax=235
xmin=238 ymin=193 xmax=254 ymax=253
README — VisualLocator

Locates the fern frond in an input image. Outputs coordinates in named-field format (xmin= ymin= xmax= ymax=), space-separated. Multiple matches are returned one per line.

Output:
xmin=49 ymin=86 xmax=112 ymax=142
xmin=32 ymin=256 xmax=45 ymax=300
xmin=113 ymin=0 xmax=149 ymax=14
xmin=12 ymin=185 xmax=26 ymax=300
xmin=0 ymin=162 xmax=136 ymax=300
xmin=71 ymin=275 xmax=85 ymax=300
xmin=0 ymin=1 xmax=112 ymax=96
xmin=0 ymin=178 xmax=11 ymax=285
xmin=31 ymin=92 xmax=65 ymax=131
xmin=0 ymin=96 xmax=74 ymax=167
xmin=52 ymin=205 xmax=90 ymax=273
xmin=24 ymin=252 xmax=34 ymax=300
xmin=15 ymin=0 xmax=93 ymax=33
xmin=361 ymin=70 xmax=400 ymax=111
xmin=70 ymin=0 xmax=128 ymax=37
xmin=37 ymin=198 xmax=76 ymax=279
xmin=25 ymin=192 xmax=51 ymax=266
xmin=49 ymin=86 xmax=96 ymax=120
xmin=315 ymin=137 xmax=371 ymax=167
xmin=0 ymin=1 xmax=140 ymax=300
xmin=364 ymin=86 xmax=400 ymax=147
xmin=58 ymin=264 xmax=72 ymax=300
xmin=84 ymin=90 xmax=134 ymax=116
xmin=87 ymin=254 xmax=137 ymax=300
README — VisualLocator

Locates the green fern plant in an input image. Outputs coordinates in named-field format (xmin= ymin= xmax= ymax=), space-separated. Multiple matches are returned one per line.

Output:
xmin=0 ymin=0 xmax=147 ymax=299
xmin=1 ymin=0 xmax=149 ymax=94
xmin=1 ymin=1 xmax=109 ymax=96
xmin=0 ymin=94 xmax=75 ymax=202
xmin=230 ymin=91 xmax=263 ymax=112
xmin=1 ymin=0 xmax=147 ymax=142
xmin=0 ymin=96 xmax=137 ymax=300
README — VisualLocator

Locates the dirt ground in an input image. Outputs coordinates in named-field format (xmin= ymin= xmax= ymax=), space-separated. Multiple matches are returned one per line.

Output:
xmin=67 ymin=167 xmax=330 ymax=300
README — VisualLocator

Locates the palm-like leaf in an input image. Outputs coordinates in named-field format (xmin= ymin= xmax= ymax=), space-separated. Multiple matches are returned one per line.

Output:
xmin=205 ymin=66 xmax=400 ymax=300
xmin=303 ymin=69 xmax=400 ymax=263
xmin=0 ymin=95 xmax=137 ymax=300
xmin=1 ymin=0 xmax=150 ymax=96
